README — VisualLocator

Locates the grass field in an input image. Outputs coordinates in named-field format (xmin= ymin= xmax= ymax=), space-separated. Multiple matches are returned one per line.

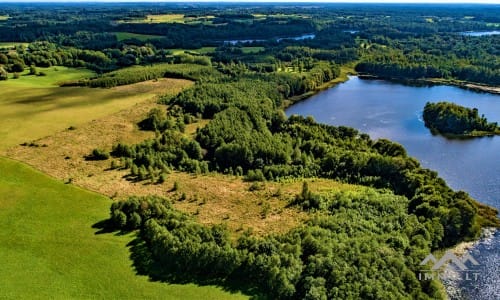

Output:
xmin=2 ymin=66 xmax=94 ymax=87
xmin=0 ymin=157 xmax=247 ymax=299
xmin=0 ymin=65 xmax=242 ymax=298
xmin=167 ymin=47 xmax=216 ymax=55
xmin=0 ymin=42 xmax=29 ymax=49
xmin=0 ymin=66 xmax=192 ymax=151
xmin=0 ymin=15 xmax=9 ymax=21
xmin=6 ymin=97 xmax=312 ymax=235
xmin=166 ymin=47 xmax=259 ymax=55
xmin=113 ymin=32 xmax=165 ymax=42
xmin=119 ymin=14 xmax=215 ymax=25
xmin=241 ymin=47 xmax=265 ymax=54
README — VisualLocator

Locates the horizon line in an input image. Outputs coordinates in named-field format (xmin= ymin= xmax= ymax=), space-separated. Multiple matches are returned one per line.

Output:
xmin=0 ymin=1 xmax=498 ymax=4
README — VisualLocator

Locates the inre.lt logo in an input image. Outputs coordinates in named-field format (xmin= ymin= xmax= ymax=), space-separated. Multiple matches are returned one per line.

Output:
xmin=418 ymin=250 xmax=481 ymax=281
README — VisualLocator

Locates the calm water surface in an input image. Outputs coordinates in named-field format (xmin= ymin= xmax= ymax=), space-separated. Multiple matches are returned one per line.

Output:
xmin=286 ymin=76 xmax=500 ymax=300
xmin=224 ymin=33 xmax=315 ymax=45
xmin=461 ymin=31 xmax=500 ymax=37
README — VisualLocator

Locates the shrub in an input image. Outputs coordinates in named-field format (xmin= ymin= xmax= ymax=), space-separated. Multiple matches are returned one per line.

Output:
xmin=29 ymin=65 xmax=37 ymax=75
xmin=244 ymin=169 xmax=266 ymax=182
xmin=158 ymin=173 xmax=167 ymax=184
xmin=249 ymin=182 xmax=265 ymax=191
xmin=88 ymin=148 xmax=109 ymax=160
xmin=129 ymin=212 xmax=142 ymax=229
xmin=0 ymin=66 xmax=8 ymax=81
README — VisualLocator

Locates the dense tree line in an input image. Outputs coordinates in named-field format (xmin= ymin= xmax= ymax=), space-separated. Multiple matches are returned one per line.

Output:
xmin=2 ymin=3 xmax=499 ymax=87
xmin=423 ymin=101 xmax=499 ymax=135
xmin=0 ymin=41 xmax=215 ymax=76
xmin=355 ymin=34 xmax=500 ymax=85
xmin=65 ymin=63 xmax=215 ymax=88
xmin=111 ymin=127 xmax=208 ymax=181
xmin=108 ymin=193 xmax=445 ymax=299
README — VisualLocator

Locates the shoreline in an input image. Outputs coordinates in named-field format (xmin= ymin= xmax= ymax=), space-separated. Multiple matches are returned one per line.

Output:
xmin=427 ymin=128 xmax=500 ymax=139
xmin=357 ymin=74 xmax=500 ymax=95
xmin=442 ymin=227 xmax=498 ymax=299
xmin=282 ymin=66 xmax=354 ymax=109
xmin=284 ymin=68 xmax=500 ymax=255
xmin=284 ymin=71 xmax=500 ymax=112
xmin=452 ymin=227 xmax=498 ymax=256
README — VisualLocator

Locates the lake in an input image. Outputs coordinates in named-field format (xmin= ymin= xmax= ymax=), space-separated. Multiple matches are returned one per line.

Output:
xmin=461 ymin=30 xmax=500 ymax=37
xmin=224 ymin=33 xmax=315 ymax=45
xmin=286 ymin=76 xmax=500 ymax=300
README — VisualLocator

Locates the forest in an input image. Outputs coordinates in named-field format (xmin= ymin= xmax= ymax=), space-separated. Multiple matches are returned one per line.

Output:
xmin=1 ymin=2 xmax=499 ymax=300
xmin=423 ymin=101 xmax=500 ymax=136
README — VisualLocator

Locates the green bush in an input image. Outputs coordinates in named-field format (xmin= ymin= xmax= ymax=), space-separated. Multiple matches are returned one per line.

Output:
xmin=88 ymin=148 xmax=110 ymax=160
xmin=244 ymin=169 xmax=266 ymax=182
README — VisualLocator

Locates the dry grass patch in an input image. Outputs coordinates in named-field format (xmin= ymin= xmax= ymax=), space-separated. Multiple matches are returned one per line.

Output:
xmin=6 ymin=74 xmax=356 ymax=236
xmin=6 ymin=97 xmax=355 ymax=236
xmin=8 ymin=104 xmax=354 ymax=235
xmin=7 ymin=115 xmax=308 ymax=235
xmin=119 ymin=14 xmax=216 ymax=25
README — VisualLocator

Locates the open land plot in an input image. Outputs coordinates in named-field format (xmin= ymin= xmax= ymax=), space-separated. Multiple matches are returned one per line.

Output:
xmin=119 ymin=14 xmax=215 ymax=25
xmin=5 ymin=98 xmax=319 ymax=235
xmin=5 ymin=87 xmax=360 ymax=235
xmin=0 ymin=68 xmax=244 ymax=298
xmin=0 ymin=42 xmax=28 ymax=49
xmin=167 ymin=47 xmax=217 ymax=55
xmin=241 ymin=47 xmax=265 ymax=54
xmin=0 ymin=66 xmax=192 ymax=151
xmin=113 ymin=32 xmax=165 ymax=41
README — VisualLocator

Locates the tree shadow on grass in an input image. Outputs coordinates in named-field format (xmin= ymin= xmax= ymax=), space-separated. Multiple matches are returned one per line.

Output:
xmin=92 ymin=219 xmax=134 ymax=237
xmin=92 ymin=218 xmax=266 ymax=300
xmin=92 ymin=219 xmax=115 ymax=234
xmin=126 ymin=235 xmax=267 ymax=300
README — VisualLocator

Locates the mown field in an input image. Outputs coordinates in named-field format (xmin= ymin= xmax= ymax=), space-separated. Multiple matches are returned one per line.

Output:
xmin=167 ymin=47 xmax=217 ymax=55
xmin=0 ymin=66 xmax=192 ymax=151
xmin=0 ymin=41 xmax=28 ymax=49
xmin=0 ymin=157 xmax=247 ymax=300
xmin=119 ymin=14 xmax=215 ymax=25
xmin=113 ymin=32 xmax=165 ymax=42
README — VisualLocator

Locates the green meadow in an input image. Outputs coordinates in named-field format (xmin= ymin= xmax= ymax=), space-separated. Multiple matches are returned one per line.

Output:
xmin=0 ymin=157 xmax=247 ymax=299
xmin=113 ymin=32 xmax=165 ymax=42
xmin=0 ymin=66 xmax=190 ymax=150
xmin=118 ymin=14 xmax=215 ymax=25
xmin=241 ymin=47 xmax=265 ymax=54
xmin=167 ymin=47 xmax=217 ymax=55
xmin=0 ymin=42 xmax=28 ymax=49
xmin=166 ymin=47 xmax=260 ymax=55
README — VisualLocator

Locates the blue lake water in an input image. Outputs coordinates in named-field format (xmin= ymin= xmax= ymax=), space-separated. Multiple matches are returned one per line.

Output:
xmin=461 ymin=31 xmax=500 ymax=37
xmin=286 ymin=76 xmax=500 ymax=300
xmin=224 ymin=33 xmax=315 ymax=45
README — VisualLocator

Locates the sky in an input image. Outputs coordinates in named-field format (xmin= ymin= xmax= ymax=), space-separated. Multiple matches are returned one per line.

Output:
xmin=0 ymin=0 xmax=498 ymax=3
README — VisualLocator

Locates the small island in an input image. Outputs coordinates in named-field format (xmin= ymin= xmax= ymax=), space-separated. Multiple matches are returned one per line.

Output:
xmin=423 ymin=101 xmax=500 ymax=137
